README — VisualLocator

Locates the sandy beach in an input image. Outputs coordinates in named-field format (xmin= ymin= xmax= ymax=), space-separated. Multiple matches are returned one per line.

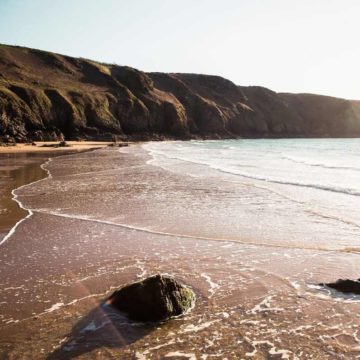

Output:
xmin=0 ymin=142 xmax=114 ymax=244
xmin=0 ymin=141 xmax=113 ymax=154
xmin=0 ymin=142 xmax=359 ymax=359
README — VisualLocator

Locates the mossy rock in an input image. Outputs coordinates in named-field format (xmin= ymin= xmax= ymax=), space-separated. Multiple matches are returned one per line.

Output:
xmin=107 ymin=274 xmax=195 ymax=322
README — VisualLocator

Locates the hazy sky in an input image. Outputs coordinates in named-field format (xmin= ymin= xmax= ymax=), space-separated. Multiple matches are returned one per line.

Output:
xmin=1 ymin=0 xmax=359 ymax=99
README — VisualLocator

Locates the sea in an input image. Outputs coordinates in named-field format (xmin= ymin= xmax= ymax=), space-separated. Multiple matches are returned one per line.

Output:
xmin=144 ymin=139 xmax=360 ymax=252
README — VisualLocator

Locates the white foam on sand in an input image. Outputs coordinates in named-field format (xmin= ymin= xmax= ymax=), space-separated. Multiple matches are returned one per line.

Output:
xmin=250 ymin=295 xmax=284 ymax=314
xmin=200 ymin=273 xmax=220 ymax=298
xmin=44 ymin=302 xmax=64 ymax=313
xmin=136 ymin=339 xmax=177 ymax=357
xmin=245 ymin=338 xmax=293 ymax=359
xmin=180 ymin=320 xmax=220 ymax=334
xmin=0 ymin=158 xmax=53 ymax=246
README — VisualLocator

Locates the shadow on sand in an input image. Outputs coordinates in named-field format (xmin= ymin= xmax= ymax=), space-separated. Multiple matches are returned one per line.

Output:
xmin=47 ymin=302 xmax=156 ymax=359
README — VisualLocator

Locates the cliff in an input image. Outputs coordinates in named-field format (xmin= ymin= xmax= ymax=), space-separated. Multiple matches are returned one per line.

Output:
xmin=1 ymin=44 xmax=359 ymax=142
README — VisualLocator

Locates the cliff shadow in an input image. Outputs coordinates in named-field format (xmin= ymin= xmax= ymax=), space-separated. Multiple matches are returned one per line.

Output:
xmin=47 ymin=302 xmax=155 ymax=359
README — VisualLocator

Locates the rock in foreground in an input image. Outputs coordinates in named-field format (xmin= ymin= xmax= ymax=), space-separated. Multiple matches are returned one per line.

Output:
xmin=321 ymin=279 xmax=360 ymax=295
xmin=107 ymin=275 xmax=195 ymax=321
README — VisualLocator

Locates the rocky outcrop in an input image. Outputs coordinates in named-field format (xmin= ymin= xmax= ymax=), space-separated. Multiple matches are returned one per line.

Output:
xmin=149 ymin=73 xmax=252 ymax=137
xmin=1 ymin=43 xmax=360 ymax=141
xmin=321 ymin=279 xmax=360 ymax=295
xmin=107 ymin=275 xmax=195 ymax=321
xmin=238 ymin=86 xmax=304 ymax=136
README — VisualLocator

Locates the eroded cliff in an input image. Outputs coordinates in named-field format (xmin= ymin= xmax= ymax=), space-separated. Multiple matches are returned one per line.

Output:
xmin=1 ymin=44 xmax=359 ymax=142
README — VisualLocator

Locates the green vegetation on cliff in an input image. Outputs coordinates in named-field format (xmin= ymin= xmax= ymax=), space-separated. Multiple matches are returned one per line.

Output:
xmin=1 ymin=44 xmax=360 ymax=141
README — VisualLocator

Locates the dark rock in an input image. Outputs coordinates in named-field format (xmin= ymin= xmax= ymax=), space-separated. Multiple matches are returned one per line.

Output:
xmin=3 ymin=135 xmax=16 ymax=144
xmin=321 ymin=279 xmax=360 ymax=295
xmin=58 ymin=140 xmax=69 ymax=147
xmin=0 ymin=135 xmax=16 ymax=146
xmin=107 ymin=275 xmax=195 ymax=322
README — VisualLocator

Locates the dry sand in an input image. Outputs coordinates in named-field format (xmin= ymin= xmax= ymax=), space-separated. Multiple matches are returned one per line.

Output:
xmin=0 ymin=141 xmax=114 ymax=154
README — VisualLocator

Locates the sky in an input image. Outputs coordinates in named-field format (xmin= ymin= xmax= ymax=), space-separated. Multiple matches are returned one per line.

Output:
xmin=0 ymin=0 xmax=359 ymax=99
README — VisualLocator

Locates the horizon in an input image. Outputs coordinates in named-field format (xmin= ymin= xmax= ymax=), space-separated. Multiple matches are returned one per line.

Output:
xmin=1 ymin=0 xmax=360 ymax=100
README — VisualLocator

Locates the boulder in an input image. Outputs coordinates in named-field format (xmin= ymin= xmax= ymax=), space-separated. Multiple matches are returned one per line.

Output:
xmin=321 ymin=279 xmax=360 ymax=295
xmin=107 ymin=275 xmax=195 ymax=321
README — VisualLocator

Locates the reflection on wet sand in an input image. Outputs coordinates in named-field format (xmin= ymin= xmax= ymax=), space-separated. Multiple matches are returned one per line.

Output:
xmin=0 ymin=151 xmax=81 ymax=242
xmin=0 ymin=153 xmax=48 ymax=239
xmin=0 ymin=151 xmax=82 ymax=242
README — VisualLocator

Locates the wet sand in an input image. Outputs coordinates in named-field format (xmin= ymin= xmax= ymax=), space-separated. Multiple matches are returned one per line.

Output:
xmin=0 ymin=145 xmax=359 ymax=359
xmin=0 ymin=153 xmax=46 ymax=241
xmin=0 ymin=142 xmax=111 ymax=243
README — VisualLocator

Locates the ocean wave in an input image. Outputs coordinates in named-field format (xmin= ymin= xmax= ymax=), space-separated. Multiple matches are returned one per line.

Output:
xmin=30 ymin=208 xmax=360 ymax=254
xmin=145 ymin=146 xmax=360 ymax=197
xmin=213 ymin=167 xmax=360 ymax=197
xmin=282 ymin=155 xmax=360 ymax=172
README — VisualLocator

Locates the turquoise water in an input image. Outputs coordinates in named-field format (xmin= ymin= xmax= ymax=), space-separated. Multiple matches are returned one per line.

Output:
xmin=147 ymin=139 xmax=360 ymax=196
xmin=144 ymin=139 xmax=360 ymax=250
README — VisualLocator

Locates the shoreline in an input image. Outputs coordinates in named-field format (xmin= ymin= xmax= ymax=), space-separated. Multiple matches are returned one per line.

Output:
xmin=0 ymin=158 xmax=52 ymax=245
xmin=0 ymin=143 xmax=112 ymax=243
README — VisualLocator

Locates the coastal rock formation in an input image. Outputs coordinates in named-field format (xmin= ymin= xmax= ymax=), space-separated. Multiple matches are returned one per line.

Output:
xmin=321 ymin=279 xmax=360 ymax=295
xmin=1 ymin=43 xmax=360 ymax=141
xmin=279 ymin=93 xmax=360 ymax=137
xmin=107 ymin=275 xmax=195 ymax=321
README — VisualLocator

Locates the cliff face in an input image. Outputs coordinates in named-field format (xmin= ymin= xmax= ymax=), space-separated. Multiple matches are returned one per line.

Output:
xmin=279 ymin=93 xmax=360 ymax=137
xmin=238 ymin=86 xmax=360 ymax=137
xmin=0 ymin=44 xmax=359 ymax=142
